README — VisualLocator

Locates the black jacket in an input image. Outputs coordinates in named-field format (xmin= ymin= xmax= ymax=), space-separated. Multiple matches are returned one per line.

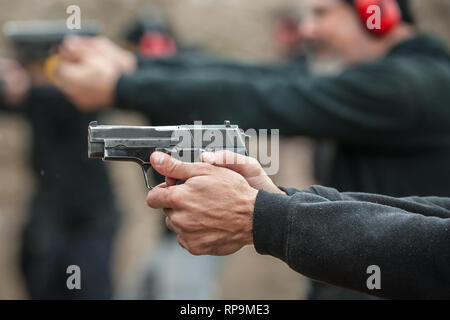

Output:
xmin=115 ymin=35 xmax=450 ymax=198
xmin=253 ymin=185 xmax=450 ymax=299
xmin=0 ymin=86 xmax=118 ymax=230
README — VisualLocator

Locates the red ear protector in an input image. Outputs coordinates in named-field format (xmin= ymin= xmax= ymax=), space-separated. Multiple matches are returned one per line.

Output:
xmin=139 ymin=31 xmax=177 ymax=58
xmin=353 ymin=0 xmax=402 ymax=36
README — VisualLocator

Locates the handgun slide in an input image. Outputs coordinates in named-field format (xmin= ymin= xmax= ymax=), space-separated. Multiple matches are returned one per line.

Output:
xmin=88 ymin=121 xmax=248 ymax=189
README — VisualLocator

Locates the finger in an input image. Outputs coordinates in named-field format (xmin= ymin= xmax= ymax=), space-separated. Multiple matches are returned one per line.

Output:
xmin=201 ymin=150 xmax=247 ymax=167
xmin=165 ymin=216 xmax=175 ymax=233
xmin=150 ymin=152 xmax=213 ymax=180
xmin=59 ymin=45 xmax=80 ymax=62
xmin=0 ymin=59 xmax=19 ymax=71
xmin=155 ymin=182 xmax=169 ymax=189
xmin=53 ymin=60 xmax=96 ymax=98
xmin=165 ymin=177 xmax=177 ymax=187
xmin=201 ymin=150 xmax=260 ymax=176
xmin=177 ymin=235 xmax=188 ymax=250
xmin=146 ymin=185 xmax=174 ymax=209
xmin=163 ymin=208 xmax=174 ymax=218
xmin=60 ymin=36 xmax=93 ymax=61
xmin=165 ymin=216 xmax=183 ymax=235
xmin=54 ymin=61 xmax=86 ymax=87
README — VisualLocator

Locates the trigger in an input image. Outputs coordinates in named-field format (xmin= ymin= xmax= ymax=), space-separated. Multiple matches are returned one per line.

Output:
xmin=142 ymin=164 xmax=152 ymax=189
xmin=155 ymin=148 xmax=176 ymax=155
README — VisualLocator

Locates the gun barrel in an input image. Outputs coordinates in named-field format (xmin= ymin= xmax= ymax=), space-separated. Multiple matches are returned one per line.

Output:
xmin=88 ymin=122 xmax=103 ymax=159
xmin=3 ymin=20 xmax=100 ymax=61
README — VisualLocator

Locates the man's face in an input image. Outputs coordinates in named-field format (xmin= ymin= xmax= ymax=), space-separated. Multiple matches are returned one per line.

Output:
xmin=301 ymin=0 xmax=377 ymax=70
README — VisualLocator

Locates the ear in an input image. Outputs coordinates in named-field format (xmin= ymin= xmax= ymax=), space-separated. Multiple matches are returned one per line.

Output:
xmin=353 ymin=0 xmax=401 ymax=37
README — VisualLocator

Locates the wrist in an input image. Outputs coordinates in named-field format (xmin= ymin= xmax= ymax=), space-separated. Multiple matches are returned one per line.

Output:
xmin=101 ymin=66 xmax=122 ymax=108
xmin=121 ymin=52 xmax=137 ymax=74
xmin=252 ymin=190 xmax=291 ymax=260
xmin=242 ymin=187 xmax=259 ymax=246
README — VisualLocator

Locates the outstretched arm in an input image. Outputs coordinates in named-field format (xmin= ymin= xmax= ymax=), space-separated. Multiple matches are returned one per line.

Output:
xmin=53 ymin=37 xmax=439 ymax=145
xmin=115 ymin=59 xmax=419 ymax=142
xmin=146 ymin=151 xmax=450 ymax=300
xmin=254 ymin=185 xmax=450 ymax=299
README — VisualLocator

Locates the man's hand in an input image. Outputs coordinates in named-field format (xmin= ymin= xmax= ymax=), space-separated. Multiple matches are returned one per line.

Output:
xmin=60 ymin=36 xmax=137 ymax=74
xmin=54 ymin=36 xmax=137 ymax=111
xmin=146 ymin=152 xmax=259 ymax=256
xmin=0 ymin=58 xmax=30 ymax=106
xmin=201 ymin=150 xmax=286 ymax=195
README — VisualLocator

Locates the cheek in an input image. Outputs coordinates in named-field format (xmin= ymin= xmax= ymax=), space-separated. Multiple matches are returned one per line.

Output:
xmin=323 ymin=18 xmax=359 ymax=54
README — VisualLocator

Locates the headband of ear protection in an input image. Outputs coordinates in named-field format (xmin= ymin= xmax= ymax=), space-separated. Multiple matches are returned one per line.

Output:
xmin=352 ymin=0 xmax=402 ymax=36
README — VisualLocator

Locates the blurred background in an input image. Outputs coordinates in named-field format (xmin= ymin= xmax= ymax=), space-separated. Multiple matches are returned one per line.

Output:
xmin=0 ymin=0 xmax=449 ymax=300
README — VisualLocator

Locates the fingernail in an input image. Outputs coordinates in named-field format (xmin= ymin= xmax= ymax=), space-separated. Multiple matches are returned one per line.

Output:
xmin=153 ymin=153 xmax=165 ymax=166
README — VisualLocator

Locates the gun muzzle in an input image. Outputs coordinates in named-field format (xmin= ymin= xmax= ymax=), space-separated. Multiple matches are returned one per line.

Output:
xmin=88 ymin=121 xmax=105 ymax=159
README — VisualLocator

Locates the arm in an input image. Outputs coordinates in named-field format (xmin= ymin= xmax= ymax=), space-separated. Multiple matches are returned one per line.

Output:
xmin=254 ymin=185 xmax=450 ymax=299
xmin=55 ymin=37 xmax=432 ymax=143
xmin=116 ymin=57 xmax=423 ymax=143
xmin=0 ymin=58 xmax=30 ymax=112
xmin=137 ymin=52 xmax=304 ymax=76
xmin=54 ymin=37 xmax=448 ymax=145
xmin=145 ymin=151 xmax=450 ymax=300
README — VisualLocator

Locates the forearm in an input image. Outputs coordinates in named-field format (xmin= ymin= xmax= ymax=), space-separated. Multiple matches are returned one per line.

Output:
xmin=137 ymin=53 xmax=293 ymax=75
xmin=115 ymin=60 xmax=419 ymax=141
xmin=115 ymin=69 xmax=289 ymax=129
xmin=115 ymin=67 xmax=344 ymax=135
xmin=253 ymin=186 xmax=450 ymax=299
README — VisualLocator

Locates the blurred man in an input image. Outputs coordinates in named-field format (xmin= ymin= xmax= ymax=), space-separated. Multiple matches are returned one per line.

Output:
xmin=114 ymin=11 xmax=306 ymax=299
xmin=116 ymin=14 xmax=225 ymax=300
xmin=0 ymin=59 xmax=30 ymax=107
xmin=54 ymin=0 xmax=450 ymax=299
xmin=145 ymin=150 xmax=450 ymax=300
xmin=274 ymin=12 xmax=304 ymax=59
xmin=0 ymin=20 xmax=120 ymax=299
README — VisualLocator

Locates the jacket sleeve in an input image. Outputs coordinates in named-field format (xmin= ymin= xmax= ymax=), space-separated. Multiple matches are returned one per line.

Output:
xmin=253 ymin=185 xmax=450 ymax=299
xmin=137 ymin=53 xmax=300 ymax=75
xmin=0 ymin=82 xmax=12 ymax=112
xmin=0 ymin=86 xmax=83 ymax=118
xmin=115 ymin=56 xmax=426 ymax=144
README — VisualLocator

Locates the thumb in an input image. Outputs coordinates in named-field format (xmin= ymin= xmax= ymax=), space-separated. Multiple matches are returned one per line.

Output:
xmin=150 ymin=151 xmax=213 ymax=180
xmin=60 ymin=36 xmax=93 ymax=62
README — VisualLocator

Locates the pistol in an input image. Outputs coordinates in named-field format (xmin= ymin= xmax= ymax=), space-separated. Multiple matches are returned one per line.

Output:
xmin=3 ymin=20 xmax=99 ymax=62
xmin=88 ymin=121 xmax=249 ymax=189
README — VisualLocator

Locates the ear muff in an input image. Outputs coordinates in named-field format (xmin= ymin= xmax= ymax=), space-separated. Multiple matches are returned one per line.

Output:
xmin=354 ymin=0 xmax=402 ymax=36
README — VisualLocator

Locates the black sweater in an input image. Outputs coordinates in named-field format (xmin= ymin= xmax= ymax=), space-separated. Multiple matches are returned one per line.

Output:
xmin=115 ymin=35 xmax=450 ymax=198
xmin=253 ymin=185 xmax=450 ymax=300
xmin=0 ymin=86 xmax=118 ymax=230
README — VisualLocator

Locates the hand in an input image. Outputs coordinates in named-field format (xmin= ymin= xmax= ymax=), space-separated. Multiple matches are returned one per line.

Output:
xmin=200 ymin=150 xmax=286 ymax=195
xmin=60 ymin=36 xmax=137 ymax=74
xmin=55 ymin=52 xmax=119 ymax=110
xmin=54 ymin=36 xmax=137 ymax=111
xmin=146 ymin=152 xmax=259 ymax=256
xmin=0 ymin=58 xmax=30 ymax=106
